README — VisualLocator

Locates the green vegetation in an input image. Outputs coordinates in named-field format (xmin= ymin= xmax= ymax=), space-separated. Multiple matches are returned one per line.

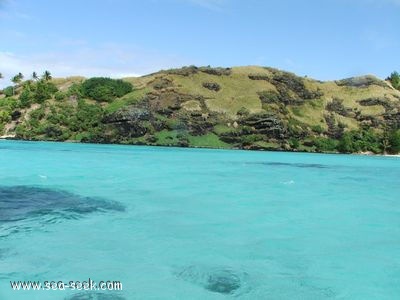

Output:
xmin=388 ymin=71 xmax=400 ymax=90
xmin=2 ymin=86 xmax=14 ymax=97
xmin=188 ymin=133 xmax=230 ymax=148
xmin=337 ymin=129 xmax=382 ymax=154
xmin=1 ymin=66 xmax=400 ymax=154
xmin=81 ymin=77 xmax=133 ymax=102
xmin=387 ymin=130 xmax=400 ymax=154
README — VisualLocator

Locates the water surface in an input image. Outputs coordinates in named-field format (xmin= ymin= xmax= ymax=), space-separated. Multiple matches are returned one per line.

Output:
xmin=0 ymin=141 xmax=399 ymax=299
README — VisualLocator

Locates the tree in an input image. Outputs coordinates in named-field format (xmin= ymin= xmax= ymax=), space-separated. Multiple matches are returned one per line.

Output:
xmin=11 ymin=73 xmax=24 ymax=85
xmin=338 ymin=132 xmax=355 ymax=153
xmin=388 ymin=71 xmax=400 ymax=90
xmin=81 ymin=77 xmax=133 ymax=102
xmin=10 ymin=73 xmax=24 ymax=96
xmin=388 ymin=130 xmax=400 ymax=154
xmin=0 ymin=72 xmax=3 ymax=79
xmin=43 ymin=70 xmax=52 ymax=81
xmin=32 ymin=72 xmax=38 ymax=81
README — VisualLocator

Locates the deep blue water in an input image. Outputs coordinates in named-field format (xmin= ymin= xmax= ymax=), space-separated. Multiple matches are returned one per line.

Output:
xmin=0 ymin=140 xmax=399 ymax=299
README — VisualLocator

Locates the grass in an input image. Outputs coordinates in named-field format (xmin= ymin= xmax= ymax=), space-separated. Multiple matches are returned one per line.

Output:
xmin=213 ymin=124 xmax=235 ymax=135
xmin=254 ymin=141 xmax=280 ymax=149
xmin=169 ymin=66 xmax=276 ymax=116
xmin=115 ymin=66 xmax=400 ymax=130
xmin=188 ymin=133 xmax=230 ymax=148
xmin=105 ymin=88 xmax=148 ymax=113
xmin=154 ymin=130 xmax=179 ymax=146
xmin=181 ymin=100 xmax=202 ymax=111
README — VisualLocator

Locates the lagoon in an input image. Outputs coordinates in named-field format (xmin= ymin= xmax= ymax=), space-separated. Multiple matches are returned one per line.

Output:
xmin=0 ymin=140 xmax=399 ymax=299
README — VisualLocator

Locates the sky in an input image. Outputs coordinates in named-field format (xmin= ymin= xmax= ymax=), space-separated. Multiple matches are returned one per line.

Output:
xmin=0 ymin=0 xmax=399 ymax=87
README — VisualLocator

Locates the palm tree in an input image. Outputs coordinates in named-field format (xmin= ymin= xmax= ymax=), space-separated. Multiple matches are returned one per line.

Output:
xmin=12 ymin=73 xmax=24 ymax=84
xmin=0 ymin=72 xmax=3 ymax=79
xmin=32 ymin=71 xmax=38 ymax=81
xmin=42 ymin=70 xmax=52 ymax=81
xmin=11 ymin=73 xmax=24 ymax=96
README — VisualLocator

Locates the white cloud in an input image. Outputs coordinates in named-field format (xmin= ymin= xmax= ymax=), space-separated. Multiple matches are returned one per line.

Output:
xmin=0 ymin=46 xmax=191 ymax=88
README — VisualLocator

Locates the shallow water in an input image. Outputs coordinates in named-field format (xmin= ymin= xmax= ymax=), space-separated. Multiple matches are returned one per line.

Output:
xmin=0 ymin=140 xmax=399 ymax=299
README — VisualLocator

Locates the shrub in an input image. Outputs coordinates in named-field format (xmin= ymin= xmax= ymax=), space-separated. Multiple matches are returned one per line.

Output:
xmin=30 ymin=107 xmax=46 ymax=121
xmin=326 ymin=98 xmax=350 ymax=116
xmin=311 ymin=125 xmax=324 ymax=134
xmin=54 ymin=91 xmax=66 ymax=101
xmin=237 ymin=107 xmax=250 ymax=117
xmin=312 ymin=137 xmax=338 ymax=152
xmin=338 ymin=129 xmax=382 ymax=153
xmin=81 ymin=77 xmax=133 ymax=102
xmin=3 ymin=86 xmax=14 ymax=97
xmin=388 ymin=71 xmax=400 ymax=90
xmin=289 ymin=138 xmax=300 ymax=149
xmin=19 ymin=89 xmax=34 ymax=108
xmin=33 ymin=81 xmax=58 ymax=103
xmin=0 ymin=111 xmax=11 ymax=124
xmin=67 ymin=83 xmax=83 ymax=98
xmin=258 ymin=90 xmax=281 ymax=103
xmin=388 ymin=130 xmax=400 ymax=154
xmin=202 ymin=82 xmax=221 ymax=92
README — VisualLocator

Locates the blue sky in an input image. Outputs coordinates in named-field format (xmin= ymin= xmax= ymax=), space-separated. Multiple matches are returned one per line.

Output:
xmin=0 ymin=0 xmax=399 ymax=86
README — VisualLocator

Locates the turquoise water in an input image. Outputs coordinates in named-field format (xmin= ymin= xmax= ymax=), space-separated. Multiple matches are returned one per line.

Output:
xmin=0 ymin=140 xmax=399 ymax=300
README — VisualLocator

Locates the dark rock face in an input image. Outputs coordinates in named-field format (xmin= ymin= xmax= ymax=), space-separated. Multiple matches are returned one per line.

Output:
xmin=0 ymin=186 xmax=124 ymax=224
xmin=179 ymin=114 xmax=215 ymax=136
xmin=104 ymin=107 xmax=150 ymax=124
xmin=258 ymin=90 xmax=281 ymax=104
xmin=384 ymin=112 xmax=400 ymax=129
xmin=186 ymin=120 xmax=214 ymax=136
xmin=335 ymin=76 xmax=388 ymax=88
xmin=103 ymin=107 xmax=151 ymax=138
xmin=146 ymin=91 xmax=199 ymax=114
xmin=357 ymin=115 xmax=380 ymax=127
xmin=241 ymin=113 xmax=286 ymax=138
xmin=164 ymin=66 xmax=199 ymax=76
xmin=65 ymin=292 xmax=125 ymax=300
xmin=256 ymin=72 xmax=322 ymax=105
xmin=248 ymin=74 xmax=270 ymax=81
xmin=358 ymin=97 xmax=394 ymax=111
xmin=271 ymin=73 xmax=323 ymax=101
xmin=324 ymin=113 xmax=345 ymax=139
xmin=152 ymin=77 xmax=173 ymax=90
xmin=164 ymin=66 xmax=231 ymax=77
xmin=326 ymin=98 xmax=353 ymax=117
xmin=11 ymin=110 xmax=21 ymax=121
xmin=199 ymin=67 xmax=231 ymax=76
xmin=202 ymin=82 xmax=221 ymax=92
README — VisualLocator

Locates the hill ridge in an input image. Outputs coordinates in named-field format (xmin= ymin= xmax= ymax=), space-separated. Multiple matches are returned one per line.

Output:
xmin=1 ymin=65 xmax=400 ymax=154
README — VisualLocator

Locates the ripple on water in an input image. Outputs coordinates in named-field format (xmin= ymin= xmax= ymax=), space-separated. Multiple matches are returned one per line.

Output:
xmin=253 ymin=161 xmax=329 ymax=169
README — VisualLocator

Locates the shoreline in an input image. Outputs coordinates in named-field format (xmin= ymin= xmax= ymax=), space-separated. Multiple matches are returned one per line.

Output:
xmin=358 ymin=151 xmax=400 ymax=157
xmin=1 ymin=137 xmax=399 ymax=157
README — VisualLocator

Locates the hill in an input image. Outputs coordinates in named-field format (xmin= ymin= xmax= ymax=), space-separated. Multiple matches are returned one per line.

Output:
xmin=1 ymin=66 xmax=400 ymax=154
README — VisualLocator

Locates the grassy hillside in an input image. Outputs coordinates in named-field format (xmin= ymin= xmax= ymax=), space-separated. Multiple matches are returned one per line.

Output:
xmin=1 ymin=66 xmax=400 ymax=154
